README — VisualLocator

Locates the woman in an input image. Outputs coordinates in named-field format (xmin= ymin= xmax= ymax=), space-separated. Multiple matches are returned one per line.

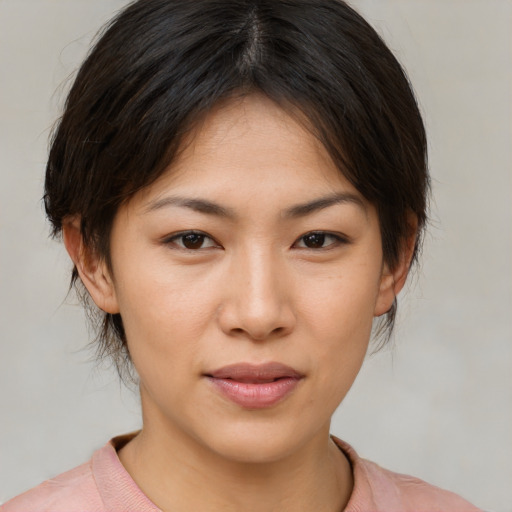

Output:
xmin=3 ymin=0 xmax=482 ymax=510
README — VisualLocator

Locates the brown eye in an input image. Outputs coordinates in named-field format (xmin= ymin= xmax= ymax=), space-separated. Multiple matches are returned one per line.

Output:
xmin=294 ymin=232 xmax=348 ymax=250
xmin=165 ymin=231 xmax=218 ymax=251
xmin=181 ymin=233 xmax=206 ymax=249
xmin=302 ymin=233 xmax=326 ymax=248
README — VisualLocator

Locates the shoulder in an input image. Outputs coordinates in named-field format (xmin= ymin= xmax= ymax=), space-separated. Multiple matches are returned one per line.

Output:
xmin=1 ymin=460 xmax=103 ymax=512
xmin=2 ymin=434 xmax=157 ymax=512
xmin=332 ymin=437 xmax=483 ymax=512
xmin=361 ymin=457 xmax=482 ymax=511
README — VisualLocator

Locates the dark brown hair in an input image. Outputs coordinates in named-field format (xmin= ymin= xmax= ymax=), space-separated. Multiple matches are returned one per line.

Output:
xmin=45 ymin=0 xmax=429 ymax=376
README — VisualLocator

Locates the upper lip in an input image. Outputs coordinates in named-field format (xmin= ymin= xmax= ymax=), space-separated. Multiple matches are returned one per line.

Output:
xmin=206 ymin=362 xmax=303 ymax=381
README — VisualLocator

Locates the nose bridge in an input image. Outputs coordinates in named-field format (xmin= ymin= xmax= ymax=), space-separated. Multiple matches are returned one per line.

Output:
xmin=223 ymin=242 xmax=295 ymax=340
xmin=242 ymin=244 xmax=281 ymax=307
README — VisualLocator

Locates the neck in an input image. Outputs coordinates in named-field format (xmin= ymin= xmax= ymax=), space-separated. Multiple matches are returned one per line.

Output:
xmin=119 ymin=419 xmax=353 ymax=512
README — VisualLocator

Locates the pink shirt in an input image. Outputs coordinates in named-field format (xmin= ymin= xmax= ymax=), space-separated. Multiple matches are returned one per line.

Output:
xmin=2 ymin=434 xmax=481 ymax=511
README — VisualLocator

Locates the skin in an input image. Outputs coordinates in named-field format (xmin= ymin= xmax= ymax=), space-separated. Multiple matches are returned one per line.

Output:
xmin=64 ymin=94 xmax=414 ymax=512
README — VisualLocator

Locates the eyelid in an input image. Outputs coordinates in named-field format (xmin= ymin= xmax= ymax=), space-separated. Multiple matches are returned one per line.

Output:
xmin=293 ymin=231 xmax=351 ymax=249
xmin=160 ymin=229 xmax=349 ymax=251
xmin=162 ymin=230 xmax=221 ymax=250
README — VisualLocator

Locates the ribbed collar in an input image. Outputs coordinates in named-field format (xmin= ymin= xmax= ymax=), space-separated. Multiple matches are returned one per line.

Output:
xmin=91 ymin=432 xmax=390 ymax=512
xmin=92 ymin=432 xmax=161 ymax=511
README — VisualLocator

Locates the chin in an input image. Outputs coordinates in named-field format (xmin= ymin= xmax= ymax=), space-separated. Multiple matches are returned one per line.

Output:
xmin=193 ymin=415 xmax=326 ymax=465
xmin=209 ymin=436 xmax=299 ymax=465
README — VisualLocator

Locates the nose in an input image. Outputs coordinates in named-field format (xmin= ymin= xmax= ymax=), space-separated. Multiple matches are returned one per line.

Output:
xmin=217 ymin=247 xmax=296 ymax=341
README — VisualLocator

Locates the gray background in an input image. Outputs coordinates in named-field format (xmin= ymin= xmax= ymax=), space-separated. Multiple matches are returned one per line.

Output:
xmin=0 ymin=1 xmax=510 ymax=510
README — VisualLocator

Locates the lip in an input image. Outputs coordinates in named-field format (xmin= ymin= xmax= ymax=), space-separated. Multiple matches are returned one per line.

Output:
xmin=205 ymin=362 xmax=303 ymax=409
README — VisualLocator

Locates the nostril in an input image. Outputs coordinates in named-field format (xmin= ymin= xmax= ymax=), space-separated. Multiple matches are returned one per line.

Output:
xmin=217 ymin=300 xmax=296 ymax=341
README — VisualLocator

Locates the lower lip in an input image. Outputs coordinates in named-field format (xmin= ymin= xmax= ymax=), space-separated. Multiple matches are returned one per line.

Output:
xmin=207 ymin=377 xmax=301 ymax=409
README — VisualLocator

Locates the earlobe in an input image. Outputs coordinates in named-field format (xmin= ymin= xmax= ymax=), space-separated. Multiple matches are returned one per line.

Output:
xmin=374 ymin=269 xmax=397 ymax=317
xmin=62 ymin=217 xmax=120 ymax=314
xmin=374 ymin=216 xmax=418 ymax=317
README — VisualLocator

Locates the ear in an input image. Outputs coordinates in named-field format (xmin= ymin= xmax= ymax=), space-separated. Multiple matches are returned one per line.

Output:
xmin=62 ymin=217 xmax=120 ymax=314
xmin=374 ymin=214 xmax=418 ymax=317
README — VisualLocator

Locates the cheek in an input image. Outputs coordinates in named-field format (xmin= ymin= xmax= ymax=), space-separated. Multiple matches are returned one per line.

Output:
xmin=298 ymin=259 xmax=382 ymax=397
xmin=112 ymin=258 xmax=220 ymax=377
xmin=302 ymin=258 xmax=382 ymax=339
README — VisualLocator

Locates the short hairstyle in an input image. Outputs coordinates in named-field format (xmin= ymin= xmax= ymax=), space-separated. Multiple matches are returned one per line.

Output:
xmin=44 ymin=0 xmax=429 ymax=377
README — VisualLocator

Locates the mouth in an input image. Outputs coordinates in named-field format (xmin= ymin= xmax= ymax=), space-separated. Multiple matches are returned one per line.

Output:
xmin=205 ymin=362 xmax=304 ymax=409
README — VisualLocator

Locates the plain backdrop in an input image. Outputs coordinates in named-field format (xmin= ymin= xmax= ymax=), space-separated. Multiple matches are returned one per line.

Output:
xmin=0 ymin=1 xmax=511 ymax=510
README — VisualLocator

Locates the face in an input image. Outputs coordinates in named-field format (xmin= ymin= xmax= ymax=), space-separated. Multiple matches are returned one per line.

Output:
xmin=78 ymin=95 xmax=400 ymax=463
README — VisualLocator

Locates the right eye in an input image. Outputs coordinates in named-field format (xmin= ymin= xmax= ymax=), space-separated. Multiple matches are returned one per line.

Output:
xmin=164 ymin=231 xmax=219 ymax=251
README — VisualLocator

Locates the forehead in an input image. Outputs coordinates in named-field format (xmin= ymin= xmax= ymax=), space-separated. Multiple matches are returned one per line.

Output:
xmin=135 ymin=94 xmax=365 ymax=210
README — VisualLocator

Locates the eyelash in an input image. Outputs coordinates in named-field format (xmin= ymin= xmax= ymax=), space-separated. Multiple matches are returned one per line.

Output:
xmin=293 ymin=231 xmax=349 ymax=250
xmin=162 ymin=230 xmax=349 ymax=252
xmin=162 ymin=230 xmax=220 ymax=251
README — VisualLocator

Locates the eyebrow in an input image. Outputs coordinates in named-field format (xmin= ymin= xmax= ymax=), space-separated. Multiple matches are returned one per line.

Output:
xmin=283 ymin=192 xmax=367 ymax=218
xmin=144 ymin=192 xmax=366 ymax=219
xmin=144 ymin=196 xmax=236 ymax=218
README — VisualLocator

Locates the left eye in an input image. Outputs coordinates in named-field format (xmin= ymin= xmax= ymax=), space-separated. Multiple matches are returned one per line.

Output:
xmin=294 ymin=232 xmax=345 ymax=249
xmin=166 ymin=231 xmax=218 ymax=250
